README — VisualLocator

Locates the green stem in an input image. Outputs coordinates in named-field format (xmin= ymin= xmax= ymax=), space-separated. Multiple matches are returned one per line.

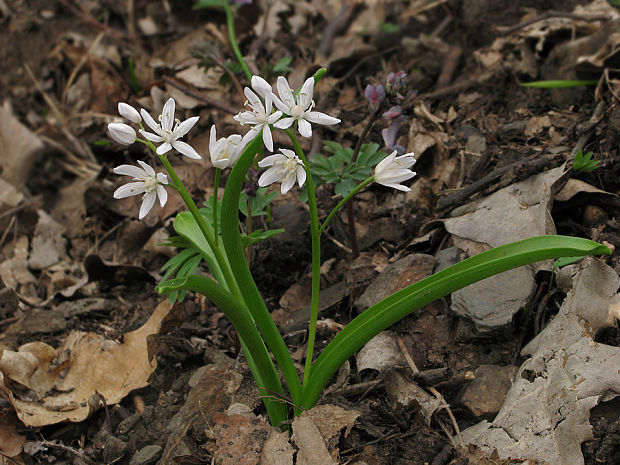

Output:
xmin=224 ymin=1 xmax=252 ymax=83
xmin=284 ymin=129 xmax=321 ymax=387
xmin=213 ymin=168 xmax=222 ymax=246
xmin=320 ymin=177 xmax=374 ymax=235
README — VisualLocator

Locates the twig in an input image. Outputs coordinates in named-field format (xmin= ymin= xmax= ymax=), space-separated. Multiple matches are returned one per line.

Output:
xmin=38 ymin=441 xmax=96 ymax=465
xmin=318 ymin=2 xmax=358 ymax=57
xmin=436 ymin=153 xmax=561 ymax=211
xmin=0 ymin=215 xmax=16 ymax=249
xmin=497 ymin=10 xmax=611 ymax=36
xmin=58 ymin=0 xmax=126 ymax=40
xmin=62 ymin=32 xmax=105 ymax=105
xmin=397 ymin=336 xmax=464 ymax=448
xmin=162 ymin=76 xmax=238 ymax=114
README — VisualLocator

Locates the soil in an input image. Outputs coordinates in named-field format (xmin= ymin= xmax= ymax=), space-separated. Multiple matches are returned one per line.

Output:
xmin=0 ymin=1 xmax=619 ymax=465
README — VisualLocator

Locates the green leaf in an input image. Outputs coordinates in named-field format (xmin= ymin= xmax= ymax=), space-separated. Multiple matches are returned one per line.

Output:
xmin=322 ymin=140 xmax=343 ymax=154
xmin=356 ymin=143 xmax=379 ymax=166
xmin=333 ymin=147 xmax=354 ymax=164
xmin=273 ymin=56 xmax=293 ymax=73
xmin=554 ymin=256 xmax=584 ymax=268
xmin=173 ymin=254 xmax=203 ymax=302
xmin=301 ymin=235 xmax=611 ymax=409
xmin=380 ymin=22 xmax=400 ymax=33
xmin=520 ymin=80 xmax=598 ymax=88
xmin=335 ymin=178 xmax=357 ymax=197
xmin=193 ymin=0 xmax=226 ymax=9
xmin=240 ymin=228 xmax=285 ymax=248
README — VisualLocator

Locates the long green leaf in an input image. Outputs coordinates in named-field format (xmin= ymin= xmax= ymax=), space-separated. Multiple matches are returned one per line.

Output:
xmin=157 ymin=275 xmax=288 ymax=426
xmin=174 ymin=211 xmax=226 ymax=287
xmin=301 ymin=235 xmax=611 ymax=409
xmin=220 ymin=133 xmax=303 ymax=406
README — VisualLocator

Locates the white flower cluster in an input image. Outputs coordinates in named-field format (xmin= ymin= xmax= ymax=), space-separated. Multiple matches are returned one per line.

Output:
xmin=108 ymin=74 xmax=416 ymax=219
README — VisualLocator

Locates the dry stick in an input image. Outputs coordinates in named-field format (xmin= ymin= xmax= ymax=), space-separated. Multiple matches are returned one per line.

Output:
xmin=25 ymin=65 xmax=97 ymax=163
xmin=58 ymin=0 xmax=126 ymax=40
xmin=162 ymin=76 xmax=238 ymax=114
xmin=38 ymin=441 xmax=96 ymax=465
xmin=317 ymin=2 xmax=357 ymax=57
xmin=61 ymin=31 xmax=105 ymax=105
xmin=436 ymin=152 xmax=561 ymax=211
xmin=396 ymin=336 xmax=465 ymax=448
xmin=0 ymin=215 xmax=15 ymax=249
xmin=497 ymin=10 xmax=611 ymax=36
xmin=568 ymin=100 xmax=607 ymax=161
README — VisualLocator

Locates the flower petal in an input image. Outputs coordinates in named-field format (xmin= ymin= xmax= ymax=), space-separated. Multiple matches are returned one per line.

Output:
xmin=296 ymin=164 xmax=307 ymax=187
xmin=273 ymin=117 xmax=294 ymax=129
xmin=280 ymin=171 xmax=296 ymax=194
xmin=244 ymin=87 xmax=262 ymax=109
xmin=298 ymin=118 xmax=312 ymax=138
xmin=209 ymin=125 xmax=217 ymax=154
xmin=262 ymin=125 xmax=274 ymax=152
xmin=157 ymin=173 xmax=168 ymax=184
xmin=156 ymin=142 xmax=172 ymax=155
xmin=305 ymin=111 xmax=340 ymax=126
xmin=175 ymin=116 xmax=199 ymax=137
xmin=258 ymin=154 xmax=285 ymax=168
xmin=114 ymin=182 xmax=146 ymax=199
xmin=299 ymin=77 xmax=314 ymax=109
xmin=141 ymin=109 xmax=160 ymax=133
xmin=161 ymin=98 xmax=176 ymax=132
xmin=251 ymin=75 xmax=272 ymax=99
xmin=138 ymin=130 xmax=164 ymax=143
xmin=234 ymin=111 xmax=258 ymax=125
xmin=156 ymin=184 xmax=168 ymax=207
xmin=114 ymin=164 xmax=147 ymax=178
xmin=139 ymin=191 xmax=157 ymax=219
xmin=276 ymin=76 xmax=295 ymax=110
xmin=172 ymin=140 xmax=201 ymax=159
xmin=258 ymin=166 xmax=284 ymax=187
xmin=267 ymin=110 xmax=283 ymax=124
xmin=136 ymin=160 xmax=156 ymax=177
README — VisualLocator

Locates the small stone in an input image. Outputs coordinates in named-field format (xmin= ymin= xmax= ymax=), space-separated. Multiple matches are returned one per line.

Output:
xmin=583 ymin=205 xmax=607 ymax=227
xmin=103 ymin=434 xmax=127 ymax=464
xmin=457 ymin=365 xmax=515 ymax=420
xmin=129 ymin=445 xmax=162 ymax=465
xmin=355 ymin=253 xmax=435 ymax=312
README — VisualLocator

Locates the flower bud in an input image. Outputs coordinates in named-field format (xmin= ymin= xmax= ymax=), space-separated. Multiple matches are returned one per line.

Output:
xmin=364 ymin=84 xmax=385 ymax=114
xmin=108 ymin=123 xmax=137 ymax=145
xmin=118 ymin=102 xmax=142 ymax=124
xmin=382 ymin=106 xmax=402 ymax=120
xmin=385 ymin=71 xmax=406 ymax=95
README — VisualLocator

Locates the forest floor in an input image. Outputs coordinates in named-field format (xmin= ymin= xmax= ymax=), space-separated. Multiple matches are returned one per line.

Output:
xmin=0 ymin=1 xmax=619 ymax=464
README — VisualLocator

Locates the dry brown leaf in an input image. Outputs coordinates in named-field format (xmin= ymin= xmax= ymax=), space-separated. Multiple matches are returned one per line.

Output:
xmin=0 ymin=409 xmax=25 ymax=458
xmin=0 ymin=102 xmax=44 ymax=189
xmin=0 ymin=299 xmax=172 ymax=427
xmin=214 ymin=411 xmax=271 ymax=465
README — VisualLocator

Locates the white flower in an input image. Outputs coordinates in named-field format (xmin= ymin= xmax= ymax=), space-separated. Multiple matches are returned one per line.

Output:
xmin=258 ymin=149 xmax=306 ymax=195
xmin=234 ymin=87 xmax=282 ymax=152
xmin=118 ymin=102 xmax=142 ymax=124
xmin=209 ymin=125 xmax=244 ymax=169
xmin=251 ymin=75 xmax=274 ymax=100
xmin=139 ymin=98 xmax=201 ymax=159
xmin=373 ymin=150 xmax=416 ymax=192
xmin=273 ymin=76 xmax=340 ymax=138
xmin=113 ymin=160 xmax=169 ymax=219
xmin=108 ymin=122 xmax=137 ymax=145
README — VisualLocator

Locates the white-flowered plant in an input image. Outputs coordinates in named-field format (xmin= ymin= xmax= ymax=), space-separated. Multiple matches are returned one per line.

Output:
xmin=140 ymin=98 xmax=201 ymax=159
xmin=209 ymin=125 xmax=244 ymax=169
xmin=258 ymin=148 xmax=306 ymax=194
xmin=272 ymin=76 xmax=340 ymax=138
xmin=373 ymin=150 xmax=417 ymax=191
xmin=235 ymin=87 xmax=282 ymax=152
xmin=105 ymin=68 xmax=609 ymax=432
xmin=113 ymin=161 xmax=168 ymax=219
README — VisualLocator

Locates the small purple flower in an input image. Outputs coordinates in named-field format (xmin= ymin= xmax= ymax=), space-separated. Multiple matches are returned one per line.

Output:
xmin=230 ymin=0 xmax=253 ymax=4
xmin=364 ymin=84 xmax=385 ymax=114
xmin=382 ymin=106 xmax=402 ymax=120
xmin=382 ymin=120 xmax=405 ymax=155
xmin=385 ymin=71 xmax=407 ymax=95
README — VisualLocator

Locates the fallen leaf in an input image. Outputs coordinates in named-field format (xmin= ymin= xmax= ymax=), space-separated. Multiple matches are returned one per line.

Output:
xmin=461 ymin=257 xmax=620 ymax=465
xmin=0 ymin=299 xmax=172 ymax=427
